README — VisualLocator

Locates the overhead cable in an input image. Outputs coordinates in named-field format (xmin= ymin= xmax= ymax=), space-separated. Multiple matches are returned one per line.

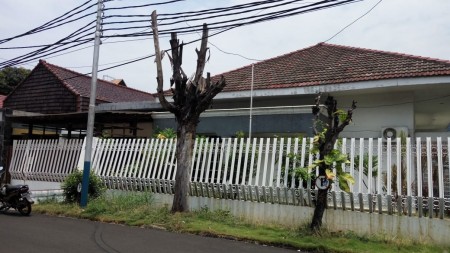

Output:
xmin=0 ymin=0 xmax=96 ymax=44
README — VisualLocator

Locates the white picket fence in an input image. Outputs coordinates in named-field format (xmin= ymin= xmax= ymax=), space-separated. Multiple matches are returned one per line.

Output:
xmin=8 ymin=137 xmax=450 ymax=218
xmin=9 ymin=139 xmax=84 ymax=182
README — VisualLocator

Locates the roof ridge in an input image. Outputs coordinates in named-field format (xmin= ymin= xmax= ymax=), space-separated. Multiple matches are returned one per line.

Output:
xmin=41 ymin=60 xmax=154 ymax=96
xmin=40 ymin=60 xmax=80 ymax=96
xmin=213 ymin=43 xmax=322 ymax=78
xmin=320 ymin=43 xmax=450 ymax=65
xmin=216 ymin=43 xmax=450 ymax=78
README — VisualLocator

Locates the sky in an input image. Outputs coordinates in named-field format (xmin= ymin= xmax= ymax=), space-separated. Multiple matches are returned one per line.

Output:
xmin=1 ymin=0 xmax=450 ymax=93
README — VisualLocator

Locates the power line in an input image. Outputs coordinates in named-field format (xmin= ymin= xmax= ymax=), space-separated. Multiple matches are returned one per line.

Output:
xmin=0 ymin=21 xmax=97 ymax=67
xmin=97 ymin=0 xmax=360 ymax=41
xmin=68 ymin=0 xmax=361 ymax=73
xmin=101 ymin=0 xmax=319 ymax=32
xmin=103 ymin=0 xmax=185 ymax=10
xmin=2 ymin=0 xmax=360 ymax=69
xmin=0 ymin=0 xmax=96 ymax=44
xmin=323 ymin=0 xmax=383 ymax=43
xmin=184 ymin=19 xmax=263 ymax=62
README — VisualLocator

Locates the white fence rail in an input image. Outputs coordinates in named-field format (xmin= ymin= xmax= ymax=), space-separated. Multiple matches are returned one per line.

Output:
xmin=9 ymin=139 xmax=83 ymax=182
xmin=8 ymin=137 xmax=450 ymax=217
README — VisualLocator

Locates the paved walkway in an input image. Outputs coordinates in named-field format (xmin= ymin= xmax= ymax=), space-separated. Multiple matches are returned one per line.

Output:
xmin=0 ymin=213 xmax=299 ymax=253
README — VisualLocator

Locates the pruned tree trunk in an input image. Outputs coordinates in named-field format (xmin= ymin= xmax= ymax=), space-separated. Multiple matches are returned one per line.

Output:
xmin=151 ymin=11 xmax=226 ymax=213
xmin=310 ymin=95 xmax=356 ymax=231
xmin=311 ymin=185 xmax=328 ymax=229
xmin=171 ymin=122 xmax=196 ymax=211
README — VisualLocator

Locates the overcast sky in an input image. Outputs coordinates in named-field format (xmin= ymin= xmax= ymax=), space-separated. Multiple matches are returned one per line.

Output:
xmin=1 ymin=0 xmax=449 ymax=93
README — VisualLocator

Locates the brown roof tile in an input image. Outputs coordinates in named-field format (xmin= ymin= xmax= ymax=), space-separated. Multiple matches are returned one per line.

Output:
xmin=40 ymin=60 xmax=155 ymax=102
xmin=0 ymin=95 xmax=6 ymax=108
xmin=214 ymin=43 xmax=450 ymax=92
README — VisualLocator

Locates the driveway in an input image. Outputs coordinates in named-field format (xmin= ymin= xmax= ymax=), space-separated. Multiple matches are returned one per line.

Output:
xmin=0 ymin=213 xmax=299 ymax=252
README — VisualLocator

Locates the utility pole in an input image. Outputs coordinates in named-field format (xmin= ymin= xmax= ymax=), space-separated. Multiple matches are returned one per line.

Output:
xmin=249 ymin=64 xmax=254 ymax=139
xmin=80 ymin=0 xmax=103 ymax=208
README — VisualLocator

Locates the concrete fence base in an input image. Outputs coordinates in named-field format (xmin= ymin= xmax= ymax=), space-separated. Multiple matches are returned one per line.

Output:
xmin=152 ymin=193 xmax=450 ymax=246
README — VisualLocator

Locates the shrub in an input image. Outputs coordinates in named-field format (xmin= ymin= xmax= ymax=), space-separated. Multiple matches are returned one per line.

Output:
xmin=62 ymin=170 xmax=105 ymax=203
xmin=153 ymin=128 xmax=176 ymax=139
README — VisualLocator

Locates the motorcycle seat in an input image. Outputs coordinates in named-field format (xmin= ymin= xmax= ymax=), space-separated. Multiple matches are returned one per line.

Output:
xmin=4 ymin=184 xmax=29 ymax=194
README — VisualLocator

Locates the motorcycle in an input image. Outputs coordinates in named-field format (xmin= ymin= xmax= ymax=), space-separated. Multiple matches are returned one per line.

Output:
xmin=0 ymin=168 xmax=34 ymax=216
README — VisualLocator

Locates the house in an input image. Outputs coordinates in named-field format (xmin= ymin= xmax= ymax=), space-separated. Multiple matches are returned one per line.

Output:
xmin=5 ymin=43 xmax=450 ymax=140
xmin=153 ymin=43 xmax=450 ymax=139
xmin=2 ymin=60 xmax=156 ymax=139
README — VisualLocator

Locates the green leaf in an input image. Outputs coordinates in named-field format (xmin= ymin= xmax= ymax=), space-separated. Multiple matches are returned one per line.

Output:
xmin=341 ymin=173 xmax=355 ymax=184
xmin=312 ymin=159 xmax=323 ymax=166
xmin=333 ymin=109 xmax=348 ymax=123
xmin=325 ymin=169 xmax=335 ymax=180
xmin=339 ymin=179 xmax=351 ymax=192
xmin=295 ymin=167 xmax=314 ymax=181
xmin=337 ymin=173 xmax=355 ymax=193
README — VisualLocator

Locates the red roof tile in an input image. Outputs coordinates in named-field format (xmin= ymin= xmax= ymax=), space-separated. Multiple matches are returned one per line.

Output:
xmin=40 ymin=60 xmax=155 ymax=102
xmin=0 ymin=95 xmax=6 ymax=108
xmin=214 ymin=43 xmax=450 ymax=92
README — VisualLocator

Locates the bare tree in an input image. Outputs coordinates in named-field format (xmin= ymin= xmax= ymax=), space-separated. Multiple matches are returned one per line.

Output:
xmin=310 ymin=94 xmax=356 ymax=230
xmin=151 ymin=11 xmax=226 ymax=212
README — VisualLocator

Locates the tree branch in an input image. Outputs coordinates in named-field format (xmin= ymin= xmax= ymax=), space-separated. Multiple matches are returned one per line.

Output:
xmin=151 ymin=10 xmax=176 ymax=113
xmin=312 ymin=93 xmax=322 ymax=135
xmin=194 ymin=24 xmax=209 ymax=85
xmin=336 ymin=100 xmax=357 ymax=133
xmin=197 ymin=75 xmax=226 ymax=113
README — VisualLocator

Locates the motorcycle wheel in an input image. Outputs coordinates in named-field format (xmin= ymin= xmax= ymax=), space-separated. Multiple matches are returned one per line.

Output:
xmin=18 ymin=200 xmax=32 ymax=216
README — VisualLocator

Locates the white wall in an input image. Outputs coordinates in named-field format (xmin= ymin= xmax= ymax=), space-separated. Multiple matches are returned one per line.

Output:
xmin=11 ymin=179 xmax=61 ymax=190
xmin=335 ymin=92 xmax=415 ymax=138
xmin=212 ymin=90 xmax=416 ymax=139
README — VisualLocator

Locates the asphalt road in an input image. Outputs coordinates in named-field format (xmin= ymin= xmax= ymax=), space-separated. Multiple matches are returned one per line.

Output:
xmin=0 ymin=212 xmax=299 ymax=253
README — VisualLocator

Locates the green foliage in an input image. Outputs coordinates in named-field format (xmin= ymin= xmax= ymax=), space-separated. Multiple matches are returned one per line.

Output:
xmin=61 ymin=170 xmax=106 ymax=203
xmin=324 ymin=149 xmax=348 ymax=165
xmin=333 ymin=109 xmax=348 ymax=123
xmin=337 ymin=173 xmax=355 ymax=192
xmin=354 ymin=153 xmax=379 ymax=177
xmin=235 ymin=130 xmax=245 ymax=139
xmin=154 ymin=128 xmax=177 ymax=139
xmin=195 ymin=206 xmax=235 ymax=224
xmin=85 ymin=191 xmax=153 ymax=216
xmin=281 ymin=151 xmax=316 ymax=188
xmin=295 ymin=166 xmax=315 ymax=182
xmin=0 ymin=67 xmax=31 ymax=95
xmin=292 ymin=134 xmax=355 ymax=192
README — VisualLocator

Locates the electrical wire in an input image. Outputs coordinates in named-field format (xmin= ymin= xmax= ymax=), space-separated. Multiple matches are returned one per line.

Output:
xmin=323 ymin=0 xmax=383 ymax=43
xmin=101 ymin=0 xmax=309 ymax=31
xmin=103 ymin=0 xmax=185 ymax=10
xmin=60 ymin=0 xmax=361 ymax=75
xmin=2 ymin=0 xmax=360 ymax=70
xmin=157 ymin=0 xmax=307 ymax=27
xmin=0 ymin=21 xmax=97 ymax=67
xmin=102 ymin=0 xmax=288 ymax=23
xmin=0 ymin=0 xmax=96 ymax=44
xmin=100 ymin=0 xmax=361 ymax=38
xmin=157 ymin=0 xmax=288 ymax=17
xmin=184 ymin=19 xmax=263 ymax=62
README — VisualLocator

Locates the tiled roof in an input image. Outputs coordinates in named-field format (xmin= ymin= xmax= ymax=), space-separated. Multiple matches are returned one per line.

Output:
xmin=40 ymin=60 xmax=155 ymax=102
xmin=215 ymin=43 xmax=450 ymax=92
xmin=0 ymin=95 xmax=6 ymax=108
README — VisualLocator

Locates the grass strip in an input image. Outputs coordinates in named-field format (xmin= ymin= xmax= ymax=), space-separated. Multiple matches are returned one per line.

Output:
xmin=34 ymin=192 xmax=448 ymax=253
